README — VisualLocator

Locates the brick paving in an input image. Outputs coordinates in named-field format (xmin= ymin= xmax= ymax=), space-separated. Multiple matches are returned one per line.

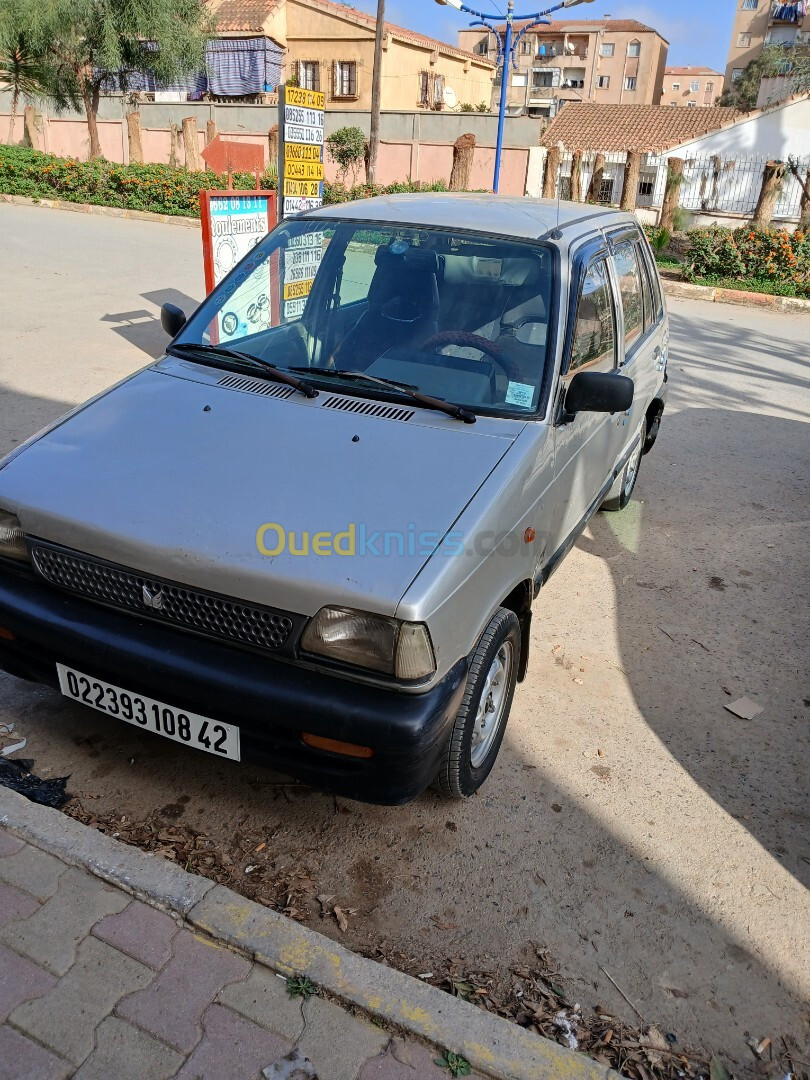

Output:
xmin=0 ymin=826 xmax=488 ymax=1079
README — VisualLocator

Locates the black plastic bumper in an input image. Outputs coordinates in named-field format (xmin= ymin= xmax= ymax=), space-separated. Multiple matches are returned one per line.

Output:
xmin=0 ymin=567 xmax=467 ymax=804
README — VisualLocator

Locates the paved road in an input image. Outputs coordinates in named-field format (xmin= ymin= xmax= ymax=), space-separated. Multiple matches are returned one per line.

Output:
xmin=1 ymin=203 xmax=808 ymax=1074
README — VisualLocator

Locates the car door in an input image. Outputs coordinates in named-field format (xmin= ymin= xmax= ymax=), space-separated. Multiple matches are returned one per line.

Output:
xmin=604 ymin=227 xmax=667 ymax=472
xmin=545 ymin=238 xmax=621 ymax=565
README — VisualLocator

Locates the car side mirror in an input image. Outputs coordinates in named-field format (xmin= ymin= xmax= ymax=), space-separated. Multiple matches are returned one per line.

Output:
xmin=161 ymin=303 xmax=186 ymax=338
xmin=562 ymin=371 xmax=634 ymax=421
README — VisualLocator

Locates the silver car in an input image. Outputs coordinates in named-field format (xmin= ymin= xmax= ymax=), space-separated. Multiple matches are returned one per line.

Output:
xmin=0 ymin=195 xmax=667 ymax=804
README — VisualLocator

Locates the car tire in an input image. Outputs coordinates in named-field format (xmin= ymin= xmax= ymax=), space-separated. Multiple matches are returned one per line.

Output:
xmin=433 ymin=607 xmax=520 ymax=799
xmin=602 ymin=419 xmax=646 ymax=512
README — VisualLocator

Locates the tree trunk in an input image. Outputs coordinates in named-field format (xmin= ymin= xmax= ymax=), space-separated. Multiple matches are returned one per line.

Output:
xmin=182 ymin=116 xmax=202 ymax=171
xmin=367 ymin=0 xmax=385 ymax=184
xmin=659 ymin=156 xmax=684 ymax=232
xmin=752 ymin=159 xmax=785 ymax=230
xmin=169 ymin=123 xmax=180 ymax=168
xmin=8 ymin=87 xmax=20 ymax=145
xmin=570 ymin=149 xmax=583 ymax=202
xmin=79 ymin=76 xmax=102 ymax=158
xmin=23 ymin=105 xmax=41 ymax=151
xmin=542 ymin=144 xmax=560 ymax=199
xmin=586 ymin=152 xmax=605 ymax=203
xmin=449 ymin=133 xmax=476 ymax=191
xmin=126 ymin=111 xmax=143 ymax=164
xmin=800 ymin=168 xmax=810 ymax=230
xmin=620 ymin=150 xmax=642 ymax=211
xmin=206 ymin=118 xmax=217 ymax=146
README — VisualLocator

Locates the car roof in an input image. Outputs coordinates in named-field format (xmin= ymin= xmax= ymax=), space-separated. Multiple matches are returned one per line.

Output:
xmin=305 ymin=193 xmax=634 ymax=242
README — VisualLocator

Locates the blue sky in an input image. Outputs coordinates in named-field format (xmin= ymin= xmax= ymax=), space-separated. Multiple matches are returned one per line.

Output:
xmin=349 ymin=0 xmax=738 ymax=74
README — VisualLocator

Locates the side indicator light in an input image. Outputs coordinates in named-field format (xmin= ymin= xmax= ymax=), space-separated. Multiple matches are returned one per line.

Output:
xmin=0 ymin=627 xmax=15 ymax=641
xmin=301 ymin=733 xmax=374 ymax=759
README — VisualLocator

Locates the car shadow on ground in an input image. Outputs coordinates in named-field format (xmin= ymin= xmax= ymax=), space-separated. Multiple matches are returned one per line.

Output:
xmin=101 ymin=289 xmax=201 ymax=360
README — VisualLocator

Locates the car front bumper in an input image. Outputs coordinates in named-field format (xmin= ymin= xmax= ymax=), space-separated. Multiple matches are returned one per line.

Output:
xmin=0 ymin=566 xmax=467 ymax=804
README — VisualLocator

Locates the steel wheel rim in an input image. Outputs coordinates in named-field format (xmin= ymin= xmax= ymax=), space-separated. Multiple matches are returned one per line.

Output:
xmin=470 ymin=641 xmax=513 ymax=768
xmin=623 ymin=437 xmax=644 ymax=498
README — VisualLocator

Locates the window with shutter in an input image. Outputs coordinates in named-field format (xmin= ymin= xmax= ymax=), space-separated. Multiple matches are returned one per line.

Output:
xmin=433 ymin=73 xmax=445 ymax=107
xmin=298 ymin=61 xmax=320 ymax=91
xmin=418 ymin=70 xmax=430 ymax=105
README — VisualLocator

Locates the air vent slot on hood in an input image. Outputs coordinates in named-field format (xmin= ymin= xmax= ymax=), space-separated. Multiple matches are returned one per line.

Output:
xmin=321 ymin=396 xmax=414 ymax=422
xmin=217 ymin=374 xmax=295 ymax=400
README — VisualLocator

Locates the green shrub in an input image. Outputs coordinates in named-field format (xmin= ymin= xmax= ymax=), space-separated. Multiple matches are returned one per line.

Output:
xmin=324 ymin=126 xmax=366 ymax=185
xmin=683 ymin=225 xmax=809 ymax=296
xmin=0 ymin=146 xmax=458 ymax=217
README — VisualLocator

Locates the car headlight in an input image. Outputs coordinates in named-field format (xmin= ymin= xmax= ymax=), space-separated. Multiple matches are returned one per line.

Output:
xmin=301 ymin=606 xmax=436 ymax=680
xmin=0 ymin=509 xmax=27 ymax=561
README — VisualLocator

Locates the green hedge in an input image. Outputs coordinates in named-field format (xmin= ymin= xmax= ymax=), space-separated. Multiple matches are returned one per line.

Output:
xmin=683 ymin=225 xmax=809 ymax=298
xmin=0 ymin=145 xmax=450 ymax=217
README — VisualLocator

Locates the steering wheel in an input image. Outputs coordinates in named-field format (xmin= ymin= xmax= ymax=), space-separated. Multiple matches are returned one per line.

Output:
xmin=421 ymin=330 xmax=522 ymax=382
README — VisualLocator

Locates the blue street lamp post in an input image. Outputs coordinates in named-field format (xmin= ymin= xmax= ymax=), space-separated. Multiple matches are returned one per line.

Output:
xmin=435 ymin=0 xmax=595 ymax=193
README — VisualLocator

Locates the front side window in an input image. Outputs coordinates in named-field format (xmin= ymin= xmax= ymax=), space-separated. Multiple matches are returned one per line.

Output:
xmin=613 ymin=240 xmax=644 ymax=350
xmin=569 ymin=260 xmax=615 ymax=371
xmin=176 ymin=220 xmax=556 ymax=418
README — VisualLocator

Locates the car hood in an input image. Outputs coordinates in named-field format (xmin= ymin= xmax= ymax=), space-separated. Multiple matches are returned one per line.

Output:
xmin=0 ymin=365 xmax=519 ymax=616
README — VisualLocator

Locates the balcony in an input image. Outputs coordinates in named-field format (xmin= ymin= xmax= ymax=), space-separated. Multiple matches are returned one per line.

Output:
xmin=769 ymin=1 xmax=805 ymax=23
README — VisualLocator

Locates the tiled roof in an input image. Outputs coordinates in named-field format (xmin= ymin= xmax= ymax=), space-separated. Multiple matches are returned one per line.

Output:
xmin=492 ymin=18 xmax=663 ymax=36
xmin=214 ymin=0 xmax=280 ymax=31
xmin=298 ymin=0 xmax=495 ymax=65
xmin=540 ymin=103 xmax=741 ymax=152
xmin=665 ymin=66 xmax=721 ymax=75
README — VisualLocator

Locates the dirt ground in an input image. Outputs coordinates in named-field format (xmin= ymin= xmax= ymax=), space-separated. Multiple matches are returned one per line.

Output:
xmin=1 ymin=204 xmax=808 ymax=1076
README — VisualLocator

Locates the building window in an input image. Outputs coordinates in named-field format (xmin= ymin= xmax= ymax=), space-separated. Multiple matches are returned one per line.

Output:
xmin=669 ymin=101 xmax=677 ymax=106
xmin=521 ymin=38 xmax=532 ymax=54
xmin=532 ymin=70 xmax=554 ymax=87
xmin=476 ymin=39 xmax=489 ymax=55
xmin=731 ymin=67 xmax=744 ymax=81
xmin=638 ymin=176 xmax=655 ymax=197
xmin=741 ymin=0 xmax=757 ymax=8
xmin=627 ymin=41 xmax=641 ymax=57
xmin=624 ymin=76 xmax=637 ymax=90
xmin=512 ymin=72 xmax=528 ymax=86
xmin=738 ymin=32 xmax=752 ymax=46
xmin=433 ymin=72 xmax=445 ymax=107
xmin=333 ymin=61 xmax=357 ymax=98
xmin=690 ymin=79 xmax=700 ymax=91
xmin=418 ymin=70 xmax=430 ymax=106
xmin=687 ymin=100 xmax=697 ymax=106
xmin=600 ymin=42 xmax=615 ymax=57
xmin=672 ymin=81 xmax=680 ymax=89
xmin=298 ymin=61 xmax=320 ymax=91
xmin=597 ymin=74 xmax=610 ymax=88
xmin=598 ymin=177 xmax=614 ymax=203
xmin=705 ymin=80 xmax=714 ymax=94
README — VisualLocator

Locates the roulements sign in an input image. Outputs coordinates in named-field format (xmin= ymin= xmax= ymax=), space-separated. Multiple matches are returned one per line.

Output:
xmin=278 ymin=86 xmax=325 ymax=218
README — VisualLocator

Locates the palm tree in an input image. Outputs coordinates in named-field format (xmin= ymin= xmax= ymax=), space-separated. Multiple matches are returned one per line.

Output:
xmin=0 ymin=33 xmax=46 ymax=144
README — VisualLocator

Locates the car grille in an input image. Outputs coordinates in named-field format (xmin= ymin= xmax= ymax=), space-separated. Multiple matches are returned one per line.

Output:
xmin=30 ymin=541 xmax=295 ymax=652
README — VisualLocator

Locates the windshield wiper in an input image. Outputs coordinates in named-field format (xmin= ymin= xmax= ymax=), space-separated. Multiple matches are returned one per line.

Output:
xmin=167 ymin=343 xmax=318 ymax=399
xmin=288 ymin=367 xmax=476 ymax=424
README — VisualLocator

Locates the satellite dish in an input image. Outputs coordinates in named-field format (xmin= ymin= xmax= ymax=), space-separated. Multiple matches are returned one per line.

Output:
xmin=444 ymin=85 xmax=458 ymax=108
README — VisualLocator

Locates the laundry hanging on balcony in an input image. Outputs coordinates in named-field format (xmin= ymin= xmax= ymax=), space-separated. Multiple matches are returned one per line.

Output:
xmin=770 ymin=0 xmax=807 ymax=22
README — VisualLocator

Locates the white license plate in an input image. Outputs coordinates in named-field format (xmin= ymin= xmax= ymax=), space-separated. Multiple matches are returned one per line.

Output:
xmin=56 ymin=664 xmax=240 ymax=761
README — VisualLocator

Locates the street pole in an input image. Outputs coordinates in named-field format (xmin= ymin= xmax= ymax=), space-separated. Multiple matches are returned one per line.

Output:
xmin=368 ymin=0 xmax=386 ymax=186
xmin=435 ymin=0 xmax=594 ymax=193
xmin=493 ymin=0 xmax=513 ymax=194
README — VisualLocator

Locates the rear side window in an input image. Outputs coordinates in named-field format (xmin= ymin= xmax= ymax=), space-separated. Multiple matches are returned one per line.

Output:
xmin=613 ymin=241 xmax=643 ymax=350
xmin=570 ymin=259 xmax=616 ymax=371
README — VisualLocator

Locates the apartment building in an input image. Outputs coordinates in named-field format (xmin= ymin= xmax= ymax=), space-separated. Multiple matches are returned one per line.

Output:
xmin=723 ymin=0 xmax=809 ymax=91
xmin=457 ymin=18 xmax=668 ymax=117
xmin=660 ymin=67 xmax=722 ymax=107
xmin=209 ymin=0 xmax=494 ymax=110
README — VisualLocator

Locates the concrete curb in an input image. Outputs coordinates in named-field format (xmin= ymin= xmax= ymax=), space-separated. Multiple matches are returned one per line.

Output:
xmin=0 ymin=192 xmax=200 ymax=228
xmin=0 ymin=787 xmax=617 ymax=1080
xmin=662 ymin=278 xmax=810 ymax=313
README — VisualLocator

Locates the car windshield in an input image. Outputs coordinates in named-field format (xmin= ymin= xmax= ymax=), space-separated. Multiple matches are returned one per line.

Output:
xmin=176 ymin=218 xmax=554 ymax=417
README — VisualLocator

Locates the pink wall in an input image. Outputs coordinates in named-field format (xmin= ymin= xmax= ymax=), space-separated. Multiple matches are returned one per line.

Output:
xmin=1 ymin=111 xmax=530 ymax=195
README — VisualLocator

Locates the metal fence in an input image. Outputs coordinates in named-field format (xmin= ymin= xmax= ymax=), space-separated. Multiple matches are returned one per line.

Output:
xmin=670 ymin=154 xmax=809 ymax=220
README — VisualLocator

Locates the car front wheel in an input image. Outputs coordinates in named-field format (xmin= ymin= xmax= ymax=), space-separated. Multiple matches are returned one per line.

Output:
xmin=433 ymin=607 xmax=520 ymax=798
